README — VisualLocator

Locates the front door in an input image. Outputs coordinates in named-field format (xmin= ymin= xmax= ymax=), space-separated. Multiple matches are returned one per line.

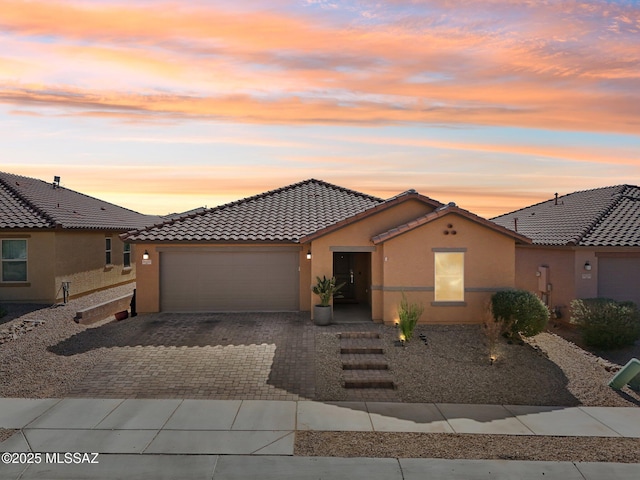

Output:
xmin=333 ymin=253 xmax=356 ymax=302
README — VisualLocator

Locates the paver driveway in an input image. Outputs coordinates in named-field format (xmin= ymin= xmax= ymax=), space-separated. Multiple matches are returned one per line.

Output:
xmin=57 ymin=313 xmax=319 ymax=400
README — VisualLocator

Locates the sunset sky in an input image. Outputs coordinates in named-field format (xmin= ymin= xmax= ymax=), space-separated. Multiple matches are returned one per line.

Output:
xmin=1 ymin=0 xmax=638 ymax=217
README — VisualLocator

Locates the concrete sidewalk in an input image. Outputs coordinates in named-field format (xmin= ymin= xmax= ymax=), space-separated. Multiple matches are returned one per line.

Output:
xmin=1 ymin=398 xmax=639 ymax=479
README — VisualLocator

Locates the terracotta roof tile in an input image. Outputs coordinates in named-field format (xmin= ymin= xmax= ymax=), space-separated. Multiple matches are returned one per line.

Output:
xmin=124 ymin=179 xmax=384 ymax=243
xmin=491 ymin=185 xmax=640 ymax=247
xmin=0 ymin=171 xmax=161 ymax=230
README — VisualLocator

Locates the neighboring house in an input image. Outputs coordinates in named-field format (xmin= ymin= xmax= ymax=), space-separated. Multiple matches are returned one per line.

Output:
xmin=492 ymin=185 xmax=640 ymax=317
xmin=123 ymin=179 xmax=529 ymax=324
xmin=0 ymin=171 xmax=162 ymax=304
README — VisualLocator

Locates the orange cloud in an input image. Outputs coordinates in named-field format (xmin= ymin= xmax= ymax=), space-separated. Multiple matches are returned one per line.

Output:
xmin=0 ymin=0 xmax=638 ymax=134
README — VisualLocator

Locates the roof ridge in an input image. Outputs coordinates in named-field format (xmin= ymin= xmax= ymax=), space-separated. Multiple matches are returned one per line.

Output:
xmin=0 ymin=173 xmax=56 ymax=227
xmin=566 ymin=185 xmax=627 ymax=246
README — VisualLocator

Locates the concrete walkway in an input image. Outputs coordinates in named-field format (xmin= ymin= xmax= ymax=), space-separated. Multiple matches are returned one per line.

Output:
xmin=1 ymin=398 xmax=639 ymax=479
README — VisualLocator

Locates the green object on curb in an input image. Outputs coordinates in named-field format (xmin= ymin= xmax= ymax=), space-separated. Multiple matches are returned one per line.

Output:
xmin=609 ymin=358 xmax=640 ymax=390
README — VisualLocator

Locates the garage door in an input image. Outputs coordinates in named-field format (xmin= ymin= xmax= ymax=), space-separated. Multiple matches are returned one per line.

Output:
xmin=598 ymin=256 xmax=640 ymax=306
xmin=160 ymin=249 xmax=299 ymax=312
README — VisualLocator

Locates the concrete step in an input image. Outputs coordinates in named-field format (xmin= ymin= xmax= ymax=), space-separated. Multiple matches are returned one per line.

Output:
xmin=341 ymin=354 xmax=389 ymax=370
xmin=343 ymin=370 xmax=395 ymax=389
xmin=338 ymin=332 xmax=380 ymax=339
xmin=339 ymin=338 xmax=385 ymax=355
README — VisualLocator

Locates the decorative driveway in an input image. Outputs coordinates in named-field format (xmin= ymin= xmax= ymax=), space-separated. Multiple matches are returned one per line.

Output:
xmin=55 ymin=313 xmax=320 ymax=400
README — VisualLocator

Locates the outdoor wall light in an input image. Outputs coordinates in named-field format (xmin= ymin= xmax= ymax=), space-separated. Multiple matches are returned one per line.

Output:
xmin=584 ymin=261 xmax=592 ymax=271
xmin=306 ymin=250 xmax=312 ymax=260
xmin=142 ymin=250 xmax=150 ymax=260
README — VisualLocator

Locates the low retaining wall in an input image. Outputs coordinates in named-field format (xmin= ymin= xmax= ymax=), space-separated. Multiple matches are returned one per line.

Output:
xmin=74 ymin=293 xmax=133 ymax=325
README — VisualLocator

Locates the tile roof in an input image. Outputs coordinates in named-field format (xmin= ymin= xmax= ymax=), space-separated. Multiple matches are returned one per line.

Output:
xmin=491 ymin=185 xmax=640 ymax=247
xmin=124 ymin=179 xmax=385 ymax=243
xmin=0 ymin=171 xmax=161 ymax=230
xmin=372 ymin=203 xmax=531 ymax=245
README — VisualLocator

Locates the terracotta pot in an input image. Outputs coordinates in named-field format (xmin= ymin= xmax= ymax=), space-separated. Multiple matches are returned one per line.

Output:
xmin=114 ymin=310 xmax=129 ymax=321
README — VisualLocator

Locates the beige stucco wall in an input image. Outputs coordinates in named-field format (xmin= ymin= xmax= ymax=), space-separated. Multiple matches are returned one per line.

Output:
xmin=0 ymin=231 xmax=56 ymax=303
xmin=54 ymin=231 xmax=135 ymax=301
xmin=380 ymin=213 xmax=516 ymax=324
xmin=0 ymin=230 xmax=135 ymax=304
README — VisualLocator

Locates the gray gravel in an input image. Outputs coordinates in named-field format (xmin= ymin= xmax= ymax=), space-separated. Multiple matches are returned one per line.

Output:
xmin=313 ymin=324 xmax=640 ymax=406
xmin=0 ymin=284 xmax=135 ymax=398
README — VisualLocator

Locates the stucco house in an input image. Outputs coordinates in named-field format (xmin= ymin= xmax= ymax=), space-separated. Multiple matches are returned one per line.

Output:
xmin=492 ymin=185 xmax=640 ymax=318
xmin=0 ymin=171 xmax=161 ymax=304
xmin=124 ymin=179 xmax=529 ymax=324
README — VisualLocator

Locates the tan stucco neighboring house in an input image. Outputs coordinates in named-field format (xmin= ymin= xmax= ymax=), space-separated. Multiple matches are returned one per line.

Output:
xmin=0 ymin=171 xmax=162 ymax=304
xmin=123 ymin=179 xmax=529 ymax=324
xmin=492 ymin=185 xmax=640 ymax=319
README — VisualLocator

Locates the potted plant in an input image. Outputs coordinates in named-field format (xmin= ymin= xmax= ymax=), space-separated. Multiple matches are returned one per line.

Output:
xmin=312 ymin=275 xmax=345 ymax=326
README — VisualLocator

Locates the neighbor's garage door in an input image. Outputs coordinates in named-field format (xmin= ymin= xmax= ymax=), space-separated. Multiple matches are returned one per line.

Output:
xmin=598 ymin=256 xmax=640 ymax=306
xmin=160 ymin=249 xmax=299 ymax=312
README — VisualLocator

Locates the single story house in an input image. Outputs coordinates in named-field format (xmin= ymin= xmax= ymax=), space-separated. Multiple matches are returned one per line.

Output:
xmin=0 ymin=171 xmax=161 ymax=304
xmin=492 ymin=185 xmax=640 ymax=317
xmin=123 ymin=179 xmax=529 ymax=324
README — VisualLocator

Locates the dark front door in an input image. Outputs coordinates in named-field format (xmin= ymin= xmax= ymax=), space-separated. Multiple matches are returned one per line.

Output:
xmin=333 ymin=253 xmax=356 ymax=302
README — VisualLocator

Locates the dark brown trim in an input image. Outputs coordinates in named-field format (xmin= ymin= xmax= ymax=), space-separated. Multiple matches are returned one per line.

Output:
xmin=0 ymin=282 xmax=31 ymax=287
xmin=0 ymin=234 xmax=32 ymax=238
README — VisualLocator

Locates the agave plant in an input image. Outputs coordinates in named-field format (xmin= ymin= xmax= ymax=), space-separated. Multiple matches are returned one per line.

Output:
xmin=312 ymin=275 xmax=346 ymax=307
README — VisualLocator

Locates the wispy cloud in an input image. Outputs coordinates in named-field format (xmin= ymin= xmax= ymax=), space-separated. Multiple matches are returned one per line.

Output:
xmin=0 ymin=0 xmax=637 ymax=133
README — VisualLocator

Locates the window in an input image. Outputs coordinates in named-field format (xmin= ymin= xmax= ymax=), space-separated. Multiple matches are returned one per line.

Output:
xmin=434 ymin=252 xmax=464 ymax=302
xmin=1 ymin=239 xmax=27 ymax=282
xmin=105 ymin=238 xmax=112 ymax=265
xmin=123 ymin=243 xmax=131 ymax=268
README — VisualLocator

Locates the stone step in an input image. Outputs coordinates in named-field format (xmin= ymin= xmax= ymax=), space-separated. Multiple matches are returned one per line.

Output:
xmin=341 ymin=354 xmax=389 ymax=370
xmin=343 ymin=370 xmax=396 ymax=389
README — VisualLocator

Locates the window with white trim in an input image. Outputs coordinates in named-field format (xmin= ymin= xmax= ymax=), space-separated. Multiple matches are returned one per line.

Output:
xmin=105 ymin=238 xmax=112 ymax=265
xmin=434 ymin=252 xmax=464 ymax=302
xmin=1 ymin=239 xmax=27 ymax=282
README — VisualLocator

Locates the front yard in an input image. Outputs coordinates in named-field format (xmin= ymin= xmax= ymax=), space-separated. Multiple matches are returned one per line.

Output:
xmin=1 ymin=284 xmax=639 ymax=406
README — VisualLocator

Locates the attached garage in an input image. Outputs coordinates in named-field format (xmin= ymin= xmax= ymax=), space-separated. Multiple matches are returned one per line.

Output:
xmin=598 ymin=256 xmax=640 ymax=306
xmin=160 ymin=248 xmax=300 ymax=312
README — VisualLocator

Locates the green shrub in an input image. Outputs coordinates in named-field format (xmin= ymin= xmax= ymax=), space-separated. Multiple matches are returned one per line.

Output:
xmin=491 ymin=289 xmax=549 ymax=338
xmin=398 ymin=293 xmax=424 ymax=341
xmin=0 ymin=306 xmax=5 ymax=319
xmin=570 ymin=298 xmax=640 ymax=349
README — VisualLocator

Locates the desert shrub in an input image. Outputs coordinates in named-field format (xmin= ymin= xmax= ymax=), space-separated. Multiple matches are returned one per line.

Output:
xmin=570 ymin=298 xmax=640 ymax=350
xmin=398 ymin=293 xmax=424 ymax=341
xmin=491 ymin=289 xmax=549 ymax=339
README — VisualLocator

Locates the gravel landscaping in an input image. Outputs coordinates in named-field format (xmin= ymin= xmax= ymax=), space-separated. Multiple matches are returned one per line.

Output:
xmin=2 ymin=289 xmax=640 ymax=463
xmin=294 ymin=432 xmax=640 ymax=463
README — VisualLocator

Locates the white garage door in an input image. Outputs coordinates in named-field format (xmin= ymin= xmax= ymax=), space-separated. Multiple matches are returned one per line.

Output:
xmin=160 ymin=249 xmax=299 ymax=312
xmin=598 ymin=256 xmax=640 ymax=306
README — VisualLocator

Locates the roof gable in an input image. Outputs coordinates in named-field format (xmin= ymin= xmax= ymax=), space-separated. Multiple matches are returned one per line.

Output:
xmin=298 ymin=189 xmax=443 ymax=243
xmin=372 ymin=203 xmax=531 ymax=245
xmin=491 ymin=185 xmax=640 ymax=247
xmin=124 ymin=179 xmax=384 ymax=243
xmin=0 ymin=171 xmax=160 ymax=230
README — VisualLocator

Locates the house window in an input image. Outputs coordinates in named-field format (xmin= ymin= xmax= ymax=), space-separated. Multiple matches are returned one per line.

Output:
xmin=123 ymin=243 xmax=131 ymax=268
xmin=105 ymin=238 xmax=112 ymax=265
xmin=1 ymin=239 xmax=27 ymax=282
xmin=434 ymin=252 xmax=464 ymax=302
